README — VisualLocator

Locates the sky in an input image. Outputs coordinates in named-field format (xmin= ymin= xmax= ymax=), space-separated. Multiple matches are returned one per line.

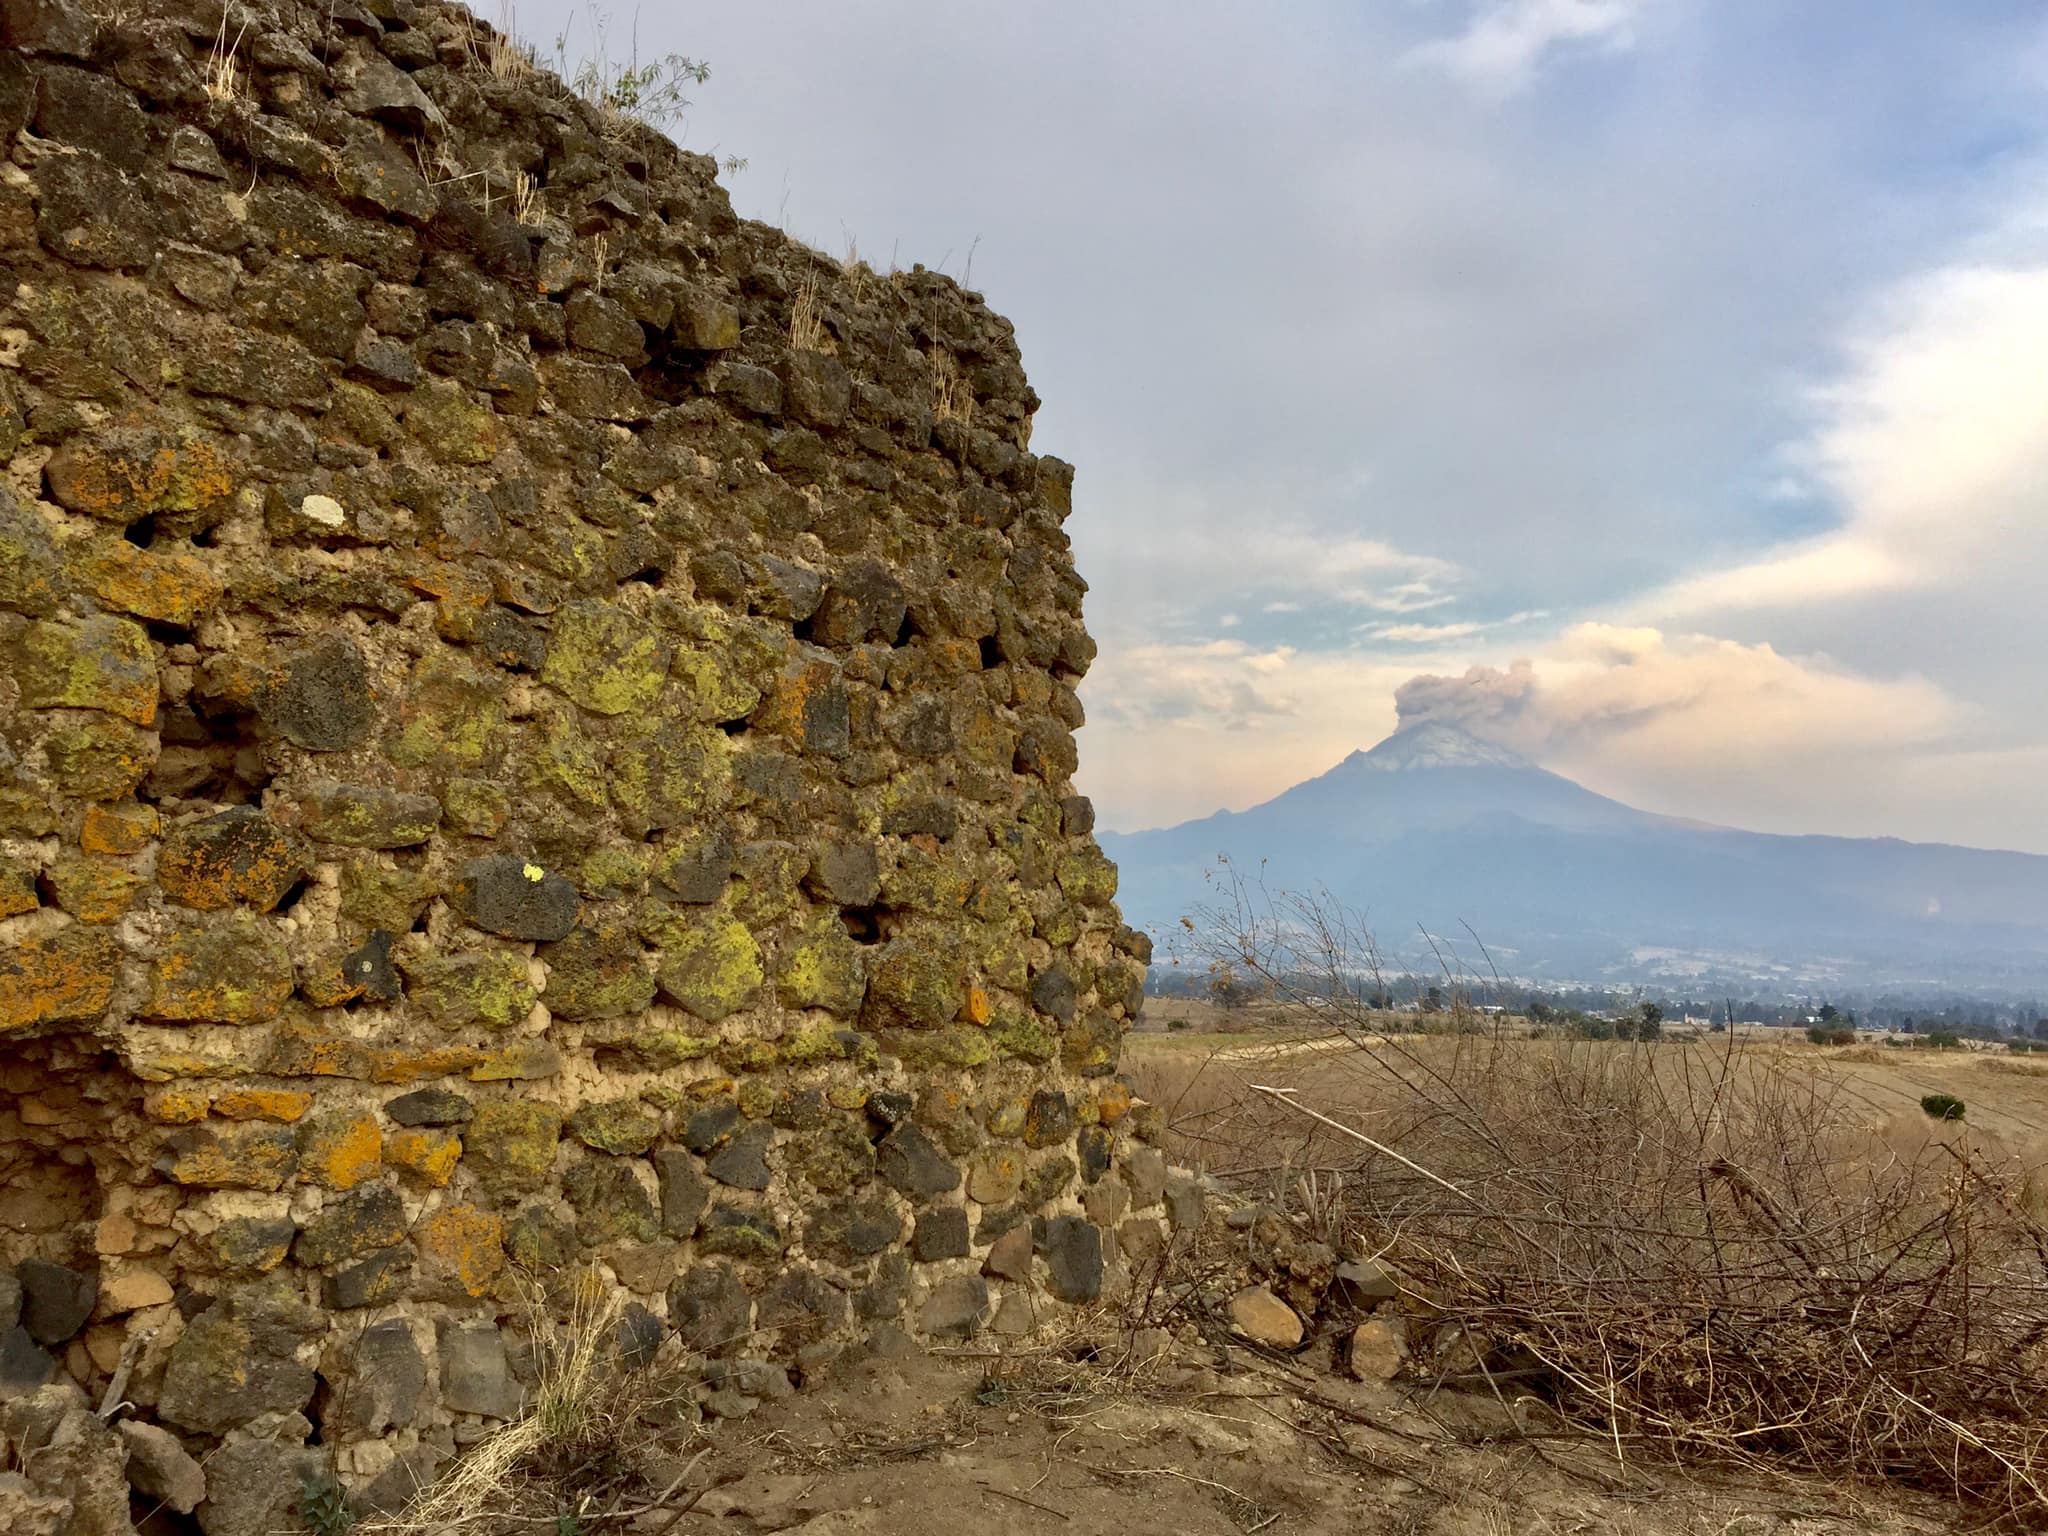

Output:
xmin=521 ymin=0 xmax=2048 ymax=853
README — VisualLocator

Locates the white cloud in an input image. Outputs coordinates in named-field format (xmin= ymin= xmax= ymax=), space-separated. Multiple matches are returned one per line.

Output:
xmin=1080 ymin=640 xmax=1430 ymax=827
xmin=1372 ymin=621 xmax=1487 ymax=642
xmin=1410 ymin=0 xmax=1649 ymax=97
xmin=1393 ymin=623 xmax=1962 ymax=831
xmin=1638 ymin=249 xmax=2048 ymax=622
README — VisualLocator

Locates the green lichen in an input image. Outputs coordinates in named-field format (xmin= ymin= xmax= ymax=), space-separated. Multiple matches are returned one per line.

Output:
xmin=642 ymin=903 xmax=764 ymax=1022
xmin=775 ymin=921 xmax=868 ymax=1018
xmin=401 ymin=949 xmax=536 ymax=1031
xmin=541 ymin=599 xmax=673 ymax=716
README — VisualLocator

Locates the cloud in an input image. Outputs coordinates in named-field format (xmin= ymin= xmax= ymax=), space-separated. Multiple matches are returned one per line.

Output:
xmin=1392 ymin=624 xmax=1960 ymax=824
xmin=1080 ymin=639 xmax=1430 ymax=827
xmin=1410 ymin=0 xmax=1650 ymax=97
xmin=1638 ymin=250 xmax=2048 ymax=622
xmin=1372 ymin=621 xmax=1488 ymax=642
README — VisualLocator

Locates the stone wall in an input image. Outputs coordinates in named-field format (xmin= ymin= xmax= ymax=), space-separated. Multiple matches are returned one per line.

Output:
xmin=0 ymin=0 xmax=1153 ymax=1500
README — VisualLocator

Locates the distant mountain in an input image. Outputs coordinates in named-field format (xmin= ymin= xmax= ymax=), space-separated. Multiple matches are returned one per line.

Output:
xmin=1099 ymin=723 xmax=2048 ymax=990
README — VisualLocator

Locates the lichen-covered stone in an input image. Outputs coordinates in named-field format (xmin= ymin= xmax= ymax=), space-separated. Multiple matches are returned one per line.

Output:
xmin=541 ymin=921 xmax=657 ymax=1021
xmin=39 ymin=714 xmax=159 ymax=800
xmin=0 ymin=487 xmax=65 ymax=616
xmin=400 ymin=948 xmax=537 ymax=1031
xmin=610 ymin=722 xmax=732 ymax=833
xmin=44 ymin=856 xmax=143 ymax=921
xmin=146 ymin=913 xmax=295 ymax=1023
xmin=295 ymin=1185 xmax=407 ymax=1266
xmin=78 ymin=800 xmax=157 ymax=855
xmin=158 ymin=1287 xmax=319 ymax=1435
xmin=41 ymin=430 xmax=236 ymax=533
xmin=211 ymin=1217 xmax=296 ymax=1273
xmin=0 ymin=858 xmax=39 ymax=919
xmin=563 ymin=1157 xmax=661 ymax=1245
xmin=386 ymin=1126 xmax=462 ymax=1187
xmin=775 ymin=918 xmax=868 ymax=1017
xmin=297 ymin=1109 xmax=385 ymax=1190
xmin=864 ymin=938 xmax=965 ymax=1030
xmin=299 ymin=781 xmax=442 ymax=847
xmin=643 ymin=903 xmax=764 ymax=1021
xmin=568 ymin=1099 xmax=662 ymax=1156
xmin=541 ymin=599 xmax=674 ymax=716
xmin=159 ymin=1122 xmax=300 ymax=1190
xmin=699 ymin=1204 xmax=785 ymax=1263
xmin=157 ymin=808 xmax=310 ymax=911
xmin=0 ymin=926 xmax=119 ymax=1031
xmin=1063 ymin=1009 xmax=1124 ymax=1077
xmin=76 ymin=540 xmax=222 ymax=627
xmin=449 ymin=855 xmax=580 ymax=942
xmin=0 ymin=7 xmax=1145 ymax=1439
xmin=14 ymin=614 xmax=158 ymax=725
xmin=463 ymin=1100 xmax=562 ymax=1197
xmin=385 ymin=653 xmax=504 ymax=769
xmin=327 ymin=1246 xmax=416 ymax=1309
xmin=214 ymin=1088 xmax=313 ymax=1122
xmin=415 ymin=1204 xmax=507 ymax=1297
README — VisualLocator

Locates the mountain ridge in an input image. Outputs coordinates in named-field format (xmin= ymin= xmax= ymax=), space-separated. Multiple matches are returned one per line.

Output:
xmin=1099 ymin=723 xmax=2048 ymax=989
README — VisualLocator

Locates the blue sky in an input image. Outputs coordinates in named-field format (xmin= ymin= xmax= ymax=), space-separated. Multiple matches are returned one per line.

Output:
xmin=522 ymin=0 xmax=2048 ymax=852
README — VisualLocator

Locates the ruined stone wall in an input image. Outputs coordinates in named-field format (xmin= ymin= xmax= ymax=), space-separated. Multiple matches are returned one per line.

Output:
xmin=0 ymin=0 xmax=1154 ymax=1497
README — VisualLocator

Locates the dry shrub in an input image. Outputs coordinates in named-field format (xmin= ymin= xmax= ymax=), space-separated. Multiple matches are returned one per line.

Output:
xmin=789 ymin=270 xmax=825 ymax=353
xmin=929 ymin=345 xmax=973 ymax=425
xmin=364 ymin=1271 xmax=701 ymax=1535
xmin=1172 ymin=877 xmax=2048 ymax=1521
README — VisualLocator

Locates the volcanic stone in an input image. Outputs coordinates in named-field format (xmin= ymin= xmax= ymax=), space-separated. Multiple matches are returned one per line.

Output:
xmin=264 ymin=633 xmax=375 ymax=750
xmin=706 ymin=1123 xmax=775 ymax=1190
xmin=384 ymin=1089 xmax=473 ymax=1127
xmin=16 ymin=1261 xmax=94 ymax=1346
xmin=911 ymin=1206 xmax=970 ymax=1262
xmin=157 ymin=808 xmax=310 ymax=911
xmin=1042 ymin=1216 xmax=1104 ymax=1304
xmin=668 ymin=1264 xmax=752 ymax=1357
xmin=652 ymin=1149 xmax=711 ymax=1238
xmin=450 ymin=855 xmax=580 ymax=941
xmin=876 ymin=1123 xmax=960 ymax=1199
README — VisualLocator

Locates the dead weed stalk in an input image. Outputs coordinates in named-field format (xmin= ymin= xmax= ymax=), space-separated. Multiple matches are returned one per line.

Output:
xmin=1171 ymin=871 xmax=2048 ymax=1523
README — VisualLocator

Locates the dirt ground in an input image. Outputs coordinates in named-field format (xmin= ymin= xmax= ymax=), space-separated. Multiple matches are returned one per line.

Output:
xmin=660 ymin=1333 xmax=1964 ymax=1536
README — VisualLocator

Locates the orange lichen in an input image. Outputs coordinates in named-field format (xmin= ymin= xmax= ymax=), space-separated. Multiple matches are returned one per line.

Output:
xmin=297 ymin=1111 xmax=384 ymax=1189
xmin=386 ymin=1127 xmax=462 ymax=1187
xmin=365 ymin=1044 xmax=484 ymax=1084
xmin=417 ymin=1204 xmax=507 ymax=1297
xmin=0 ymin=927 xmax=119 ymax=1032
xmin=77 ymin=541 xmax=224 ymax=627
xmin=213 ymin=1088 xmax=313 ymax=1123
xmin=1095 ymin=1081 xmax=1134 ymax=1125
xmin=80 ymin=802 xmax=159 ymax=856
xmin=142 ymin=1088 xmax=210 ymax=1125
xmin=963 ymin=985 xmax=993 ymax=1026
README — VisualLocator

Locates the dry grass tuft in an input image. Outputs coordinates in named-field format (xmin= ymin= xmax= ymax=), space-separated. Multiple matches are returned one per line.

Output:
xmin=204 ymin=13 xmax=248 ymax=104
xmin=363 ymin=1271 xmax=703 ymax=1536
xmin=789 ymin=270 xmax=826 ymax=353
xmin=468 ymin=4 xmax=540 ymax=81
xmin=929 ymin=345 xmax=973 ymax=426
